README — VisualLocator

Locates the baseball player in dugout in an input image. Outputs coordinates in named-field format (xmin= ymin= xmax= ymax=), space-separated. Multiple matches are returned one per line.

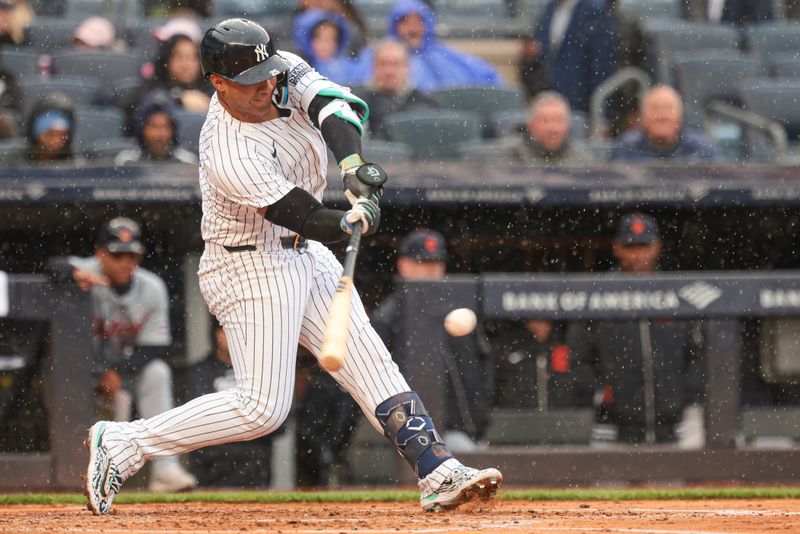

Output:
xmin=372 ymin=230 xmax=493 ymax=452
xmin=84 ymin=18 xmax=502 ymax=515
xmin=565 ymin=213 xmax=706 ymax=446
xmin=48 ymin=217 xmax=198 ymax=493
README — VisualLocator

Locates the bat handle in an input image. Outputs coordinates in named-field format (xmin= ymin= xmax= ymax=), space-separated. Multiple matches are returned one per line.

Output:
xmin=342 ymin=221 xmax=363 ymax=277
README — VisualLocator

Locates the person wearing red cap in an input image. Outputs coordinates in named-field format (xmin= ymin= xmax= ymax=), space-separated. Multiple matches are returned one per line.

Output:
xmin=565 ymin=213 xmax=706 ymax=446
xmin=372 ymin=229 xmax=492 ymax=452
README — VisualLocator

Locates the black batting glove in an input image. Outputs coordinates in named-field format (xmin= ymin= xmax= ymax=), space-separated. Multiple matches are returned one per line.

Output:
xmin=342 ymin=162 xmax=388 ymax=206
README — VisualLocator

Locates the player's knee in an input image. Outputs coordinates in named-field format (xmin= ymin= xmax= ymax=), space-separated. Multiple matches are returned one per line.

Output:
xmin=237 ymin=391 xmax=292 ymax=436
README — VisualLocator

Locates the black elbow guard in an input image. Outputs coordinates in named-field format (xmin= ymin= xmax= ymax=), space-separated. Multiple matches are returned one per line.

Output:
xmin=264 ymin=187 xmax=348 ymax=244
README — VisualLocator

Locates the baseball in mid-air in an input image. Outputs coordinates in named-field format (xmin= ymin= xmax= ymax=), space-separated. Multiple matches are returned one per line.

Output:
xmin=444 ymin=308 xmax=478 ymax=337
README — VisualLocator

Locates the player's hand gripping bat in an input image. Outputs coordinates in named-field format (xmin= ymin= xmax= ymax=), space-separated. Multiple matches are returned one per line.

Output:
xmin=319 ymin=221 xmax=363 ymax=372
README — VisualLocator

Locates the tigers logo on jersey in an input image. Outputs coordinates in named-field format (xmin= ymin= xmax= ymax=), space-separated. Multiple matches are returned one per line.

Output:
xmin=254 ymin=44 xmax=268 ymax=62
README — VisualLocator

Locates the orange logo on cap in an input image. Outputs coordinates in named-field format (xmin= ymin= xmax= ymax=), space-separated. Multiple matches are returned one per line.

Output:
xmin=631 ymin=219 xmax=645 ymax=235
xmin=118 ymin=228 xmax=133 ymax=243
xmin=424 ymin=237 xmax=438 ymax=252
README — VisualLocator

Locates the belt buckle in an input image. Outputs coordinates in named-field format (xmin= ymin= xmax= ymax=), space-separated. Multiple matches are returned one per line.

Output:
xmin=294 ymin=235 xmax=308 ymax=252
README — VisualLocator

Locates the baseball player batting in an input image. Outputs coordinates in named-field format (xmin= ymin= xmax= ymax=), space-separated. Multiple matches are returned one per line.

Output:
xmin=85 ymin=18 xmax=501 ymax=515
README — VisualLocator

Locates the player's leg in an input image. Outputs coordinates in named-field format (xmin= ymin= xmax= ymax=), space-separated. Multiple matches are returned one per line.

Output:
xmin=86 ymin=251 xmax=312 ymax=514
xmin=301 ymin=243 xmax=502 ymax=511
xmin=133 ymin=359 xmax=199 ymax=492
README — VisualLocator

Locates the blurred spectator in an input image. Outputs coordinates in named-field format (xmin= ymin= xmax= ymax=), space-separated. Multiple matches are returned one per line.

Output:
xmin=295 ymin=0 xmax=369 ymax=53
xmin=517 ymin=35 xmax=549 ymax=102
xmin=295 ymin=347 xmax=358 ymax=487
xmin=293 ymin=9 xmax=359 ymax=84
xmin=611 ymin=85 xmax=720 ymax=162
xmin=24 ymin=93 xmax=78 ymax=163
xmin=607 ymin=0 xmax=647 ymax=138
xmin=529 ymin=0 xmax=616 ymax=113
xmin=372 ymin=229 xmax=492 ymax=451
xmin=491 ymin=320 xmax=579 ymax=410
xmin=147 ymin=34 xmax=211 ymax=113
xmin=124 ymin=34 xmax=212 ymax=127
xmin=681 ymin=0 xmax=774 ymax=24
xmin=47 ymin=217 xmax=198 ymax=492
xmin=359 ymin=39 xmax=438 ymax=140
xmin=565 ymin=213 xmax=705 ymax=446
xmin=0 ymin=69 xmax=20 ymax=138
xmin=178 ymin=317 xmax=274 ymax=487
xmin=72 ymin=16 xmax=115 ymax=50
xmin=505 ymin=91 xmax=592 ymax=166
xmin=114 ymin=92 xmax=197 ymax=166
xmin=353 ymin=0 xmax=503 ymax=91
xmin=152 ymin=17 xmax=203 ymax=45
xmin=0 ymin=0 xmax=33 ymax=47
xmin=167 ymin=0 xmax=212 ymax=18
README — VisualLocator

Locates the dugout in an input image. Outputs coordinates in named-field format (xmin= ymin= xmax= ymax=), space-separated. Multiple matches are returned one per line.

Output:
xmin=1 ymin=161 xmax=800 ymax=487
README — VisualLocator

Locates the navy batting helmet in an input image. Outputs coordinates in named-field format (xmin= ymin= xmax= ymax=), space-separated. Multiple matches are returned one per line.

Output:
xmin=200 ymin=18 xmax=290 ymax=85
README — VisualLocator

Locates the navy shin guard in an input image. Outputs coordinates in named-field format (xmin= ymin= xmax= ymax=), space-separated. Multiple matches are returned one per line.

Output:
xmin=375 ymin=391 xmax=453 ymax=478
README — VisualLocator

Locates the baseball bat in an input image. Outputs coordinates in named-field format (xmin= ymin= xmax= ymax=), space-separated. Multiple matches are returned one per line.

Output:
xmin=319 ymin=221 xmax=363 ymax=372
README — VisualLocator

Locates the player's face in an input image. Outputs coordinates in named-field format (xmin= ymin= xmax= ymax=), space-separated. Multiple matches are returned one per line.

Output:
xmin=96 ymin=249 xmax=141 ymax=286
xmin=211 ymin=74 xmax=279 ymax=122
xmin=612 ymin=240 xmax=662 ymax=274
xmin=397 ymin=257 xmax=446 ymax=280
xmin=373 ymin=44 xmax=408 ymax=92
xmin=169 ymin=39 xmax=202 ymax=85
xmin=142 ymin=112 xmax=174 ymax=157
xmin=396 ymin=13 xmax=425 ymax=49
xmin=529 ymin=101 xmax=570 ymax=152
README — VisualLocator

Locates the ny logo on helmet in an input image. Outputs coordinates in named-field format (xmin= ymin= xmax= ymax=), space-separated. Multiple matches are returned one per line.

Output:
xmin=254 ymin=43 xmax=269 ymax=62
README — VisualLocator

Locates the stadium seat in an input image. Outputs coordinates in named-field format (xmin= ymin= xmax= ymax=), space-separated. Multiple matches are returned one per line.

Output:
xmin=173 ymin=109 xmax=206 ymax=155
xmin=489 ymin=109 xmax=526 ymax=138
xmin=124 ymin=21 xmax=160 ymax=61
xmin=618 ymin=0 xmax=680 ymax=21
xmin=24 ymin=18 xmax=81 ymax=51
xmin=383 ymin=109 xmax=483 ymax=160
xmin=19 ymin=77 xmax=103 ymax=120
xmin=214 ymin=0 xmax=294 ymax=17
xmin=72 ymin=105 xmax=125 ymax=152
xmin=745 ymin=22 xmax=800 ymax=60
xmin=108 ymin=75 xmax=143 ymax=110
xmin=66 ymin=0 xmax=144 ymax=20
xmin=770 ymin=55 xmax=800 ymax=79
xmin=739 ymin=79 xmax=800 ymax=140
xmin=361 ymin=138 xmax=413 ymax=163
xmin=429 ymin=86 xmax=524 ymax=137
xmin=0 ymin=137 xmax=28 ymax=160
xmin=0 ymin=48 xmax=41 ymax=78
xmin=84 ymin=136 xmax=137 ymax=160
xmin=673 ymin=51 xmax=761 ymax=128
xmin=51 ymin=51 xmax=143 ymax=86
xmin=645 ymin=22 xmax=741 ymax=83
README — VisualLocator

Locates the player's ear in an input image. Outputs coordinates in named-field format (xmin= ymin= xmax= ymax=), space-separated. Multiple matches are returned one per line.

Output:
xmin=209 ymin=74 xmax=225 ymax=93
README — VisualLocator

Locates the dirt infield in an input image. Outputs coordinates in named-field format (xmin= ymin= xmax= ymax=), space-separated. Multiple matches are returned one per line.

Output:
xmin=2 ymin=499 xmax=800 ymax=533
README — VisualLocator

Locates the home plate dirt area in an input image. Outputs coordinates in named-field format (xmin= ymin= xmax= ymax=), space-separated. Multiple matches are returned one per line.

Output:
xmin=2 ymin=499 xmax=800 ymax=534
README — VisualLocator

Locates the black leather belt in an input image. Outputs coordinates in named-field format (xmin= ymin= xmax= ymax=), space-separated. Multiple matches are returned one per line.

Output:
xmin=281 ymin=235 xmax=308 ymax=251
xmin=223 ymin=236 xmax=308 ymax=253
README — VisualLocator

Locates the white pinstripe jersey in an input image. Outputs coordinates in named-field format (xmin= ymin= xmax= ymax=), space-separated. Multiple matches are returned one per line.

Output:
xmin=199 ymin=51 xmax=343 ymax=248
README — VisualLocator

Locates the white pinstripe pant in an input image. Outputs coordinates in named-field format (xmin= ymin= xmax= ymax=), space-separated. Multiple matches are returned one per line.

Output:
xmin=105 ymin=241 xmax=410 ymax=480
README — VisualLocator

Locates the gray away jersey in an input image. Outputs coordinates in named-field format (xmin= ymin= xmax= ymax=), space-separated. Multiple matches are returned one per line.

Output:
xmin=68 ymin=256 xmax=171 ymax=370
xmin=199 ymin=50 xmax=354 ymax=249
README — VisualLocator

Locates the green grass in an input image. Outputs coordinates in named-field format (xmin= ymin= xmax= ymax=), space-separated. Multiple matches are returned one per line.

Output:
xmin=2 ymin=487 xmax=800 ymax=506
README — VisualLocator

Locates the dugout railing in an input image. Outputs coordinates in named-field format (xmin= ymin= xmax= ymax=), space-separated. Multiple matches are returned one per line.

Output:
xmin=391 ymin=272 xmax=800 ymax=485
xmin=0 ymin=275 xmax=94 ymax=490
